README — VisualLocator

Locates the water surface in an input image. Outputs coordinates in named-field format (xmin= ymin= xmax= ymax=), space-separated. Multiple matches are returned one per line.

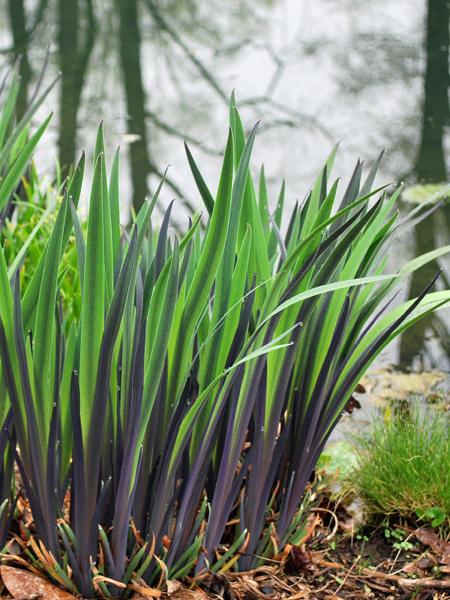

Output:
xmin=0 ymin=0 xmax=449 ymax=367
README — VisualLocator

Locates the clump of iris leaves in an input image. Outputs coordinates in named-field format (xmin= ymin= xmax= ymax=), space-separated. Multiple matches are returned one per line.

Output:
xmin=0 ymin=65 xmax=449 ymax=598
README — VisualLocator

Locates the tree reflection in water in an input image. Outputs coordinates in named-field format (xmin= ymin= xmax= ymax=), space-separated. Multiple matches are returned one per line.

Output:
xmin=0 ymin=0 xmax=448 ymax=366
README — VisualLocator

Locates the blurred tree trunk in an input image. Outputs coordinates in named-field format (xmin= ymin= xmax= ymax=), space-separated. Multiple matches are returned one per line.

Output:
xmin=58 ymin=0 xmax=95 ymax=171
xmin=116 ymin=0 xmax=152 ymax=213
xmin=399 ymin=0 xmax=449 ymax=366
xmin=7 ymin=0 xmax=31 ymax=117
xmin=415 ymin=0 xmax=449 ymax=184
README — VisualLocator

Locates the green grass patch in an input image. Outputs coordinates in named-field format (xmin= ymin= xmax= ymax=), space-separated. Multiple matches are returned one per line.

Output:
xmin=352 ymin=404 xmax=450 ymax=530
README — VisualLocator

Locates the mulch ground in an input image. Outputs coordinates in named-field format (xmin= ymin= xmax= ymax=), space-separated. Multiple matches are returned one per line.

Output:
xmin=190 ymin=520 xmax=450 ymax=600
xmin=0 ymin=520 xmax=448 ymax=599
xmin=0 ymin=492 xmax=448 ymax=599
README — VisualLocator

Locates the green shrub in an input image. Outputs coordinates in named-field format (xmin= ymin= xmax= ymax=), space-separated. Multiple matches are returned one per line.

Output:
xmin=0 ymin=61 xmax=80 ymax=322
xmin=0 ymin=79 xmax=449 ymax=596
xmin=352 ymin=404 xmax=450 ymax=529
xmin=0 ymin=59 xmax=56 ymax=218
xmin=0 ymin=60 xmax=57 ymax=551
xmin=1 ymin=169 xmax=83 ymax=322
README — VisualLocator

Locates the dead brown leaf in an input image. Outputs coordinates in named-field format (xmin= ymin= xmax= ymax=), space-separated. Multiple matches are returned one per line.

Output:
xmin=344 ymin=396 xmax=361 ymax=414
xmin=128 ymin=580 xmax=161 ymax=598
xmin=402 ymin=552 xmax=437 ymax=574
xmin=284 ymin=547 xmax=313 ymax=575
xmin=131 ymin=594 xmax=161 ymax=600
xmin=293 ymin=513 xmax=322 ymax=547
xmin=414 ymin=527 xmax=450 ymax=566
xmin=0 ymin=565 xmax=75 ymax=599
xmin=200 ymin=573 xmax=235 ymax=600
xmin=166 ymin=580 xmax=183 ymax=595
xmin=165 ymin=589 xmax=209 ymax=600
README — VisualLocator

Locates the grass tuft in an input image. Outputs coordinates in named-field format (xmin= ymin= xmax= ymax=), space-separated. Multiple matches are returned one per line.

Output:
xmin=352 ymin=404 xmax=450 ymax=529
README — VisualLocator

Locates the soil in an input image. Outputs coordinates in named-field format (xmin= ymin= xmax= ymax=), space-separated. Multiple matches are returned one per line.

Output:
xmin=0 ymin=514 xmax=448 ymax=600
xmin=191 ymin=521 xmax=450 ymax=600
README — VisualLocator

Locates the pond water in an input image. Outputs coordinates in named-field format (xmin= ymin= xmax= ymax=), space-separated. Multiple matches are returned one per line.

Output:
xmin=0 ymin=0 xmax=449 ymax=369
